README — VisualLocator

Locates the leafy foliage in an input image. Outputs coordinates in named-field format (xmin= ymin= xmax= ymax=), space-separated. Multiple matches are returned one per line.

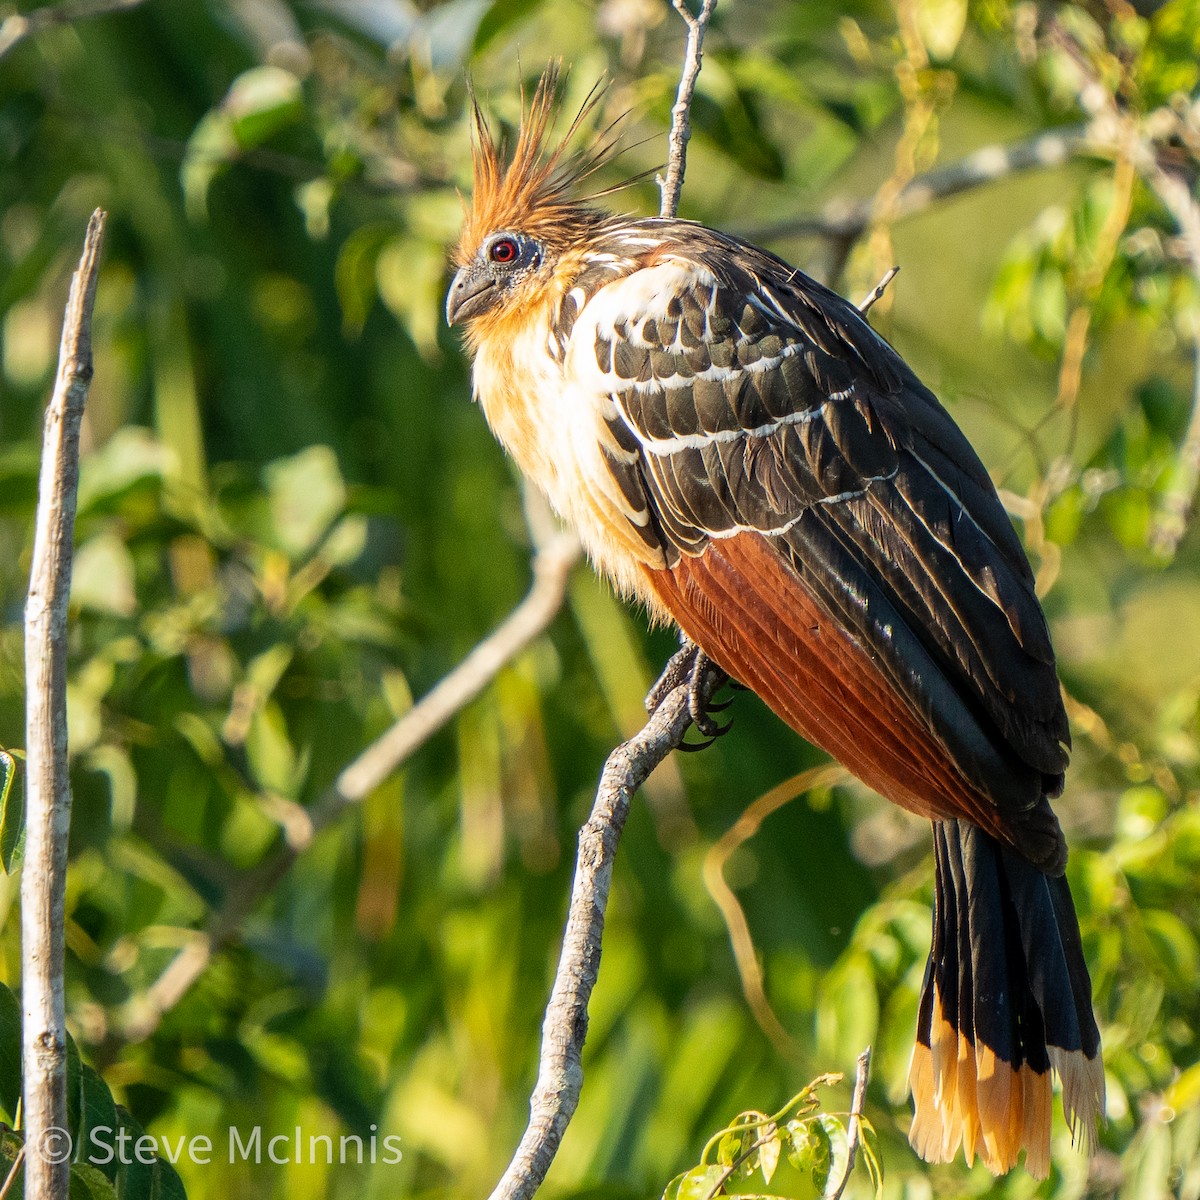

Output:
xmin=0 ymin=1 xmax=1199 ymax=1199
xmin=662 ymin=1075 xmax=882 ymax=1200
xmin=0 ymin=980 xmax=186 ymax=1198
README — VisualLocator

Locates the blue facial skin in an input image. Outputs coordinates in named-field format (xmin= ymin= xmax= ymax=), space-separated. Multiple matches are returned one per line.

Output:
xmin=446 ymin=231 xmax=545 ymax=326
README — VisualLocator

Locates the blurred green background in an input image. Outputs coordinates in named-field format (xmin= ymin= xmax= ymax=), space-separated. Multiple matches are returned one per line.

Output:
xmin=1 ymin=0 xmax=1200 ymax=1197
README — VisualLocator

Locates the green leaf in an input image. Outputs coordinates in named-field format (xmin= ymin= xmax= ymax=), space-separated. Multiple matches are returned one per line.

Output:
xmin=0 ymin=1128 xmax=25 ymax=1193
xmin=113 ymin=1107 xmax=154 ymax=1200
xmin=662 ymin=1165 xmax=726 ymax=1200
xmin=70 ymin=1161 xmax=120 ymax=1200
xmin=0 ymin=981 xmax=22 ymax=1121
xmin=860 ymin=1132 xmax=884 ymax=1197
xmin=266 ymin=445 xmax=347 ymax=558
xmin=72 ymin=534 xmax=137 ymax=618
xmin=717 ymin=1128 xmax=745 ymax=1167
xmin=334 ymin=223 xmax=392 ymax=336
xmin=808 ymin=1118 xmax=832 ymax=1195
xmin=1143 ymin=909 xmax=1200 ymax=983
xmin=785 ymin=1119 xmax=813 ymax=1172
xmin=758 ymin=1134 xmax=781 ymax=1185
xmin=76 ymin=429 xmax=170 ymax=516
xmin=915 ymin=0 xmax=967 ymax=58
xmin=813 ymin=1115 xmax=848 ymax=1196
xmin=0 ymin=751 xmax=21 ymax=874
xmin=66 ymin=1034 xmax=82 ymax=1151
xmin=151 ymin=1157 xmax=188 ymax=1200
xmin=224 ymin=67 xmax=304 ymax=150
xmin=79 ymin=1066 xmax=121 ymax=1181
xmin=474 ymin=0 xmax=540 ymax=51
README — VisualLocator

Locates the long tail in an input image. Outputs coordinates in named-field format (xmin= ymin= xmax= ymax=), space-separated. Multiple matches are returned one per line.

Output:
xmin=907 ymin=820 xmax=1104 ymax=1178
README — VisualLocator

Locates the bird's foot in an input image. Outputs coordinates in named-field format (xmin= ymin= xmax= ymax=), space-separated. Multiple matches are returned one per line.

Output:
xmin=646 ymin=640 xmax=733 ymax=751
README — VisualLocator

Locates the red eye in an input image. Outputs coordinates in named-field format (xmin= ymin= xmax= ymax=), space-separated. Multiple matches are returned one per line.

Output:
xmin=489 ymin=237 xmax=519 ymax=264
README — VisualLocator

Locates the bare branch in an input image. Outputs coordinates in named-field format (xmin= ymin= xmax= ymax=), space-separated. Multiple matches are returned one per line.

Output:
xmin=744 ymin=125 xmax=1094 ymax=245
xmin=827 ymin=1046 xmax=873 ymax=1200
xmin=335 ymin=532 xmax=581 ymax=805
xmin=0 ymin=0 xmax=146 ymax=60
xmin=658 ymin=0 xmax=718 ymax=219
xmin=858 ymin=266 xmax=899 ymax=314
xmin=484 ymin=659 xmax=726 ymax=1200
xmin=484 ymin=27 xmax=730 ymax=1198
xmin=22 ymin=208 xmax=107 ymax=1200
xmin=703 ymin=765 xmax=847 ymax=1058
xmin=120 ymin=530 xmax=582 ymax=1042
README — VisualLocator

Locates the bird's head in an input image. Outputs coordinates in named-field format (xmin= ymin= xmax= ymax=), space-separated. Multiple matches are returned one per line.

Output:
xmin=446 ymin=65 xmax=615 ymax=334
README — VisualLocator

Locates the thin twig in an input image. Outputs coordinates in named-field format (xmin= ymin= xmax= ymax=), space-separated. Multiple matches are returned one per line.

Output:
xmin=335 ymin=532 xmax=581 ymax=804
xmin=0 ymin=1144 xmax=25 ymax=1200
xmin=658 ymin=0 xmax=718 ymax=219
xmin=703 ymin=1128 xmax=777 ymax=1200
xmin=484 ymin=660 xmax=726 ymax=1200
xmin=120 ymin=531 xmax=582 ymax=1042
xmin=827 ymin=1046 xmax=872 ymax=1200
xmin=857 ymin=267 xmax=899 ymax=315
xmin=22 ymin=209 xmax=107 ymax=1200
xmin=744 ymin=125 xmax=1094 ymax=245
xmin=0 ymin=0 xmax=146 ymax=60
xmin=702 ymin=765 xmax=847 ymax=1058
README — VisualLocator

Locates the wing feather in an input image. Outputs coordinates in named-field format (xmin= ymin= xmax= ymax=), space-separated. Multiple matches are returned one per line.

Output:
xmin=568 ymin=224 xmax=1070 ymax=865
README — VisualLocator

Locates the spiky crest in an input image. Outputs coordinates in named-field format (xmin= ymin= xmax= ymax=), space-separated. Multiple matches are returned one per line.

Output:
xmin=454 ymin=64 xmax=621 ymax=266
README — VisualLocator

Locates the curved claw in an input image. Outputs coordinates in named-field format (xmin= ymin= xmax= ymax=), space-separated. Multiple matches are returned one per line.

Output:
xmin=646 ymin=639 xmax=738 ymax=753
xmin=693 ymin=714 xmax=734 ymax=740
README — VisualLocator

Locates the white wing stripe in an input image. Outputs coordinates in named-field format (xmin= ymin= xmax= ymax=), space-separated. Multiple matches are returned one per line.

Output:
xmin=615 ymin=398 xmax=831 ymax=456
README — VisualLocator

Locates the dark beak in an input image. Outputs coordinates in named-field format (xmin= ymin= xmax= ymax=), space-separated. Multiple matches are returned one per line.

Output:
xmin=446 ymin=268 xmax=498 ymax=326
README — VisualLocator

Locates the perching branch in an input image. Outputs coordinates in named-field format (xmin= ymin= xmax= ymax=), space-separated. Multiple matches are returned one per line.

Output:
xmin=22 ymin=208 xmax=107 ymax=1200
xmin=0 ymin=0 xmax=146 ymax=60
xmin=487 ymin=19 xmax=727 ymax=1200
xmin=827 ymin=1047 xmax=873 ymax=1200
xmin=484 ymin=660 xmax=726 ymax=1200
xmin=658 ymin=0 xmax=718 ymax=219
xmin=120 ymin=530 xmax=582 ymax=1042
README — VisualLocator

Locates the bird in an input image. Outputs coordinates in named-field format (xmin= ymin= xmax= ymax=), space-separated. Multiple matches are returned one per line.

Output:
xmin=446 ymin=65 xmax=1104 ymax=1179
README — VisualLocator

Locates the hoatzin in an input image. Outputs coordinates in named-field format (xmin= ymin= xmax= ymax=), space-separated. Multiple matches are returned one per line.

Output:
xmin=446 ymin=68 xmax=1104 ymax=1178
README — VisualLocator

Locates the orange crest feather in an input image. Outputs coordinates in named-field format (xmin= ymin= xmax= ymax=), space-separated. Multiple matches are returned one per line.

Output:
xmin=455 ymin=64 xmax=620 ymax=266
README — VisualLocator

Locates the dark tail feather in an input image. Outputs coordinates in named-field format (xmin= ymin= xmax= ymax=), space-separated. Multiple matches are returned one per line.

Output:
xmin=908 ymin=820 xmax=1104 ymax=1178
